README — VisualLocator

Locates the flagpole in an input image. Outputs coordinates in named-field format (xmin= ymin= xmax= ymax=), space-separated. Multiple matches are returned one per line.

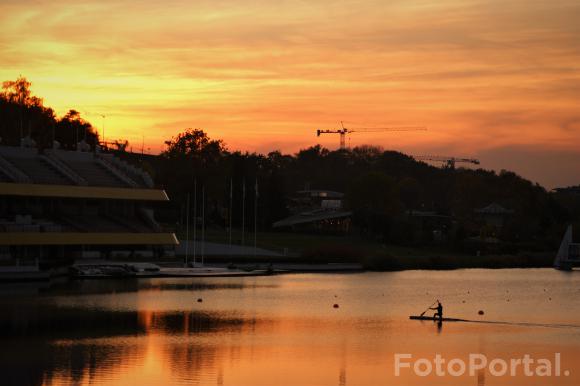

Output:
xmin=229 ymin=178 xmax=233 ymax=255
xmin=201 ymin=185 xmax=205 ymax=266
xmin=184 ymin=193 xmax=190 ymax=267
xmin=254 ymin=178 xmax=258 ymax=258
xmin=242 ymin=178 xmax=246 ymax=246
xmin=193 ymin=179 xmax=197 ymax=266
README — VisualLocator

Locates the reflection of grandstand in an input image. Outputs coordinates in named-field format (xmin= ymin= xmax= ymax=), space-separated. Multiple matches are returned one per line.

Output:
xmin=0 ymin=146 xmax=177 ymax=266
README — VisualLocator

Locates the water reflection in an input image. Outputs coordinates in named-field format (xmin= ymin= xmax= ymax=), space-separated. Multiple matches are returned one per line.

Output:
xmin=0 ymin=307 xmax=261 ymax=386
xmin=0 ymin=303 xmax=258 ymax=339
xmin=1 ymin=270 xmax=579 ymax=386
xmin=477 ymin=369 xmax=486 ymax=386
xmin=14 ymin=278 xmax=277 ymax=297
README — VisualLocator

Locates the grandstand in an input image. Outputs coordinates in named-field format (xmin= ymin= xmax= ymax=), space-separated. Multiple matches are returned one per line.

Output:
xmin=0 ymin=145 xmax=177 ymax=267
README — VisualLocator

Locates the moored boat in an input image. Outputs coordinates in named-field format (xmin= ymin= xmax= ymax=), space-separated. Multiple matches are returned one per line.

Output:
xmin=554 ymin=225 xmax=580 ymax=270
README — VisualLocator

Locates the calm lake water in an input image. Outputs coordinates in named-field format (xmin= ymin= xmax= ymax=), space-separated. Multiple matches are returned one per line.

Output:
xmin=1 ymin=269 xmax=580 ymax=386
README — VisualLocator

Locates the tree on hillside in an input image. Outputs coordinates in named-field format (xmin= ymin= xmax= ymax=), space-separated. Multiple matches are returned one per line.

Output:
xmin=162 ymin=129 xmax=226 ymax=162
xmin=347 ymin=171 xmax=404 ymax=240
xmin=0 ymin=76 xmax=99 ymax=149
xmin=55 ymin=109 xmax=99 ymax=150
xmin=1 ymin=77 xmax=44 ymax=107
xmin=159 ymin=129 xmax=228 ymax=202
xmin=0 ymin=76 xmax=54 ymax=146
xmin=397 ymin=177 xmax=424 ymax=210
xmin=351 ymin=145 xmax=383 ymax=163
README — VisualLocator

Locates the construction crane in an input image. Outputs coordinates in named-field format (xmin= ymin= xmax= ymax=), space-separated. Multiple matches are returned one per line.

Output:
xmin=413 ymin=155 xmax=480 ymax=170
xmin=316 ymin=121 xmax=426 ymax=149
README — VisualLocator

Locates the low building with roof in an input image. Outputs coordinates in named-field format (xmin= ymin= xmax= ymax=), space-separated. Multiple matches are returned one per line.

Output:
xmin=287 ymin=189 xmax=345 ymax=213
xmin=272 ymin=208 xmax=352 ymax=233
xmin=474 ymin=202 xmax=514 ymax=229
xmin=274 ymin=189 xmax=351 ymax=234
xmin=406 ymin=210 xmax=453 ymax=243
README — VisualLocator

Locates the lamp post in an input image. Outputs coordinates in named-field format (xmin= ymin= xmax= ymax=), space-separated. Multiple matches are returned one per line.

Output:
xmin=100 ymin=114 xmax=106 ymax=147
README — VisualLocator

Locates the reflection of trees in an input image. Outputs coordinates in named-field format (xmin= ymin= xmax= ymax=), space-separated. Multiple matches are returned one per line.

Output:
xmin=146 ymin=311 xmax=248 ymax=335
xmin=160 ymin=311 xmax=261 ymax=383
xmin=1 ymin=340 xmax=47 ymax=386
xmin=0 ymin=302 xmax=147 ymax=385
xmin=0 ymin=305 xmax=264 ymax=386
xmin=43 ymin=279 xmax=276 ymax=297
xmin=46 ymin=343 xmax=143 ymax=386
xmin=0 ymin=334 xmax=143 ymax=386
xmin=165 ymin=340 xmax=220 ymax=383
xmin=0 ymin=304 xmax=145 ymax=340
xmin=141 ymin=281 xmax=275 ymax=293
xmin=0 ymin=302 xmax=258 ymax=339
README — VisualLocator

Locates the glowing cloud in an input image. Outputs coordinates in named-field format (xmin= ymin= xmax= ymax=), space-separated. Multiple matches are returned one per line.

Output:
xmin=1 ymin=0 xmax=579 ymax=187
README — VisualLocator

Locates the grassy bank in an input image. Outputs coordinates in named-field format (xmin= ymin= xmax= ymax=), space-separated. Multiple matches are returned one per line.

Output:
xmin=183 ymin=251 xmax=553 ymax=271
xmin=174 ymin=229 xmax=555 ymax=270
xmin=359 ymin=252 xmax=554 ymax=271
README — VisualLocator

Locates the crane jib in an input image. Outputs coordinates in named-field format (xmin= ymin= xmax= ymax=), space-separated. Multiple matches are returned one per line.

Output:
xmin=315 ymin=123 xmax=426 ymax=149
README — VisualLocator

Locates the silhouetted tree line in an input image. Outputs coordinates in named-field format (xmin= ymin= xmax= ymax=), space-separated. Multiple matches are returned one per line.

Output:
xmin=0 ymin=77 xmax=99 ymax=149
xmin=157 ymin=129 xmax=288 ymax=231
xmin=157 ymin=130 xmax=576 ymax=251
xmin=2 ymin=77 xmax=577 ymax=251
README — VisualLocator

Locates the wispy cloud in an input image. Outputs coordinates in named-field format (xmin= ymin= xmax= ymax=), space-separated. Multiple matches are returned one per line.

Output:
xmin=1 ymin=0 xmax=579 ymax=186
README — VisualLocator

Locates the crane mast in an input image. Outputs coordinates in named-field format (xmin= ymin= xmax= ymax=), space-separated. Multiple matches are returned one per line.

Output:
xmin=316 ymin=128 xmax=349 ymax=149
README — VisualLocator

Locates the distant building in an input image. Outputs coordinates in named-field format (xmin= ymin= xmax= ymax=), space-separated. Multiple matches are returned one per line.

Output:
xmin=273 ymin=189 xmax=351 ymax=234
xmin=474 ymin=202 xmax=514 ymax=229
xmin=273 ymin=209 xmax=352 ymax=233
xmin=406 ymin=210 xmax=453 ymax=243
xmin=553 ymin=186 xmax=580 ymax=195
xmin=0 ymin=146 xmax=177 ymax=266
xmin=288 ymin=190 xmax=344 ymax=212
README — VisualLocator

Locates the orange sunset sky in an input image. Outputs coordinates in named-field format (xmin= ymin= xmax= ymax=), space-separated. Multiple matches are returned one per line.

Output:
xmin=1 ymin=0 xmax=579 ymax=188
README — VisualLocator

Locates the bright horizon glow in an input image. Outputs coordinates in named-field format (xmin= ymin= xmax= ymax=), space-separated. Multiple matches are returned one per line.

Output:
xmin=1 ymin=0 xmax=580 ymax=188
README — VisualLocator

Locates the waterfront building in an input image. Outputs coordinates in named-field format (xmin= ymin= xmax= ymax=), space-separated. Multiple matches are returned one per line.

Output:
xmin=273 ymin=189 xmax=351 ymax=233
xmin=0 ymin=145 xmax=178 ymax=268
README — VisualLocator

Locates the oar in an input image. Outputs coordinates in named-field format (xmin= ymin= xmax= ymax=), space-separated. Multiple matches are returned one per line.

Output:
xmin=420 ymin=300 xmax=438 ymax=317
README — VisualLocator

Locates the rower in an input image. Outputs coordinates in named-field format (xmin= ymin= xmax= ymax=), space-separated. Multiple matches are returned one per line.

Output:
xmin=430 ymin=300 xmax=443 ymax=321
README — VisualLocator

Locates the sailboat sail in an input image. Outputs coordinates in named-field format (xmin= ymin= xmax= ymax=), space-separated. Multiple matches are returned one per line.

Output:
xmin=554 ymin=225 xmax=573 ymax=268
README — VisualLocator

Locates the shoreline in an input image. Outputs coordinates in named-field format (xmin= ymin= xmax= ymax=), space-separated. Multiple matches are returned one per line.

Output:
xmin=359 ymin=252 xmax=555 ymax=271
xmin=0 ymin=255 xmax=563 ymax=284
